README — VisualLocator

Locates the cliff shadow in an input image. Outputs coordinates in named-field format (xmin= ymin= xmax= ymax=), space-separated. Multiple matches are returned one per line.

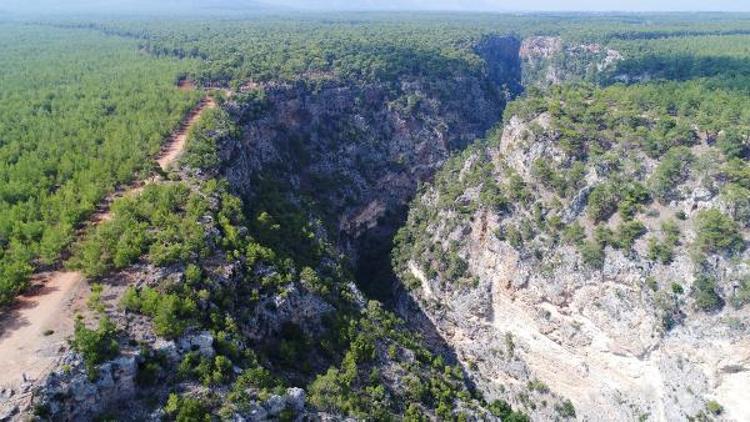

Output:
xmin=351 ymin=204 xmax=479 ymax=394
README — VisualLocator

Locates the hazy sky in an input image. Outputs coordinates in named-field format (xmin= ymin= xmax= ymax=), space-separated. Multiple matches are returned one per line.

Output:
xmin=274 ymin=0 xmax=750 ymax=12
xmin=3 ymin=0 xmax=750 ymax=14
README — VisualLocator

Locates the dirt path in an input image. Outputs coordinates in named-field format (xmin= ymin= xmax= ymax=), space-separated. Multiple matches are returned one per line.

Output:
xmin=0 ymin=94 xmax=215 ymax=391
xmin=157 ymin=97 xmax=216 ymax=170
xmin=0 ymin=273 xmax=87 ymax=390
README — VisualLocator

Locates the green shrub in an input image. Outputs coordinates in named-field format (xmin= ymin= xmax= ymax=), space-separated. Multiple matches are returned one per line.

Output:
xmin=531 ymin=159 xmax=564 ymax=194
xmin=479 ymin=181 xmax=508 ymax=212
xmin=120 ymin=286 xmax=140 ymax=312
xmin=694 ymin=209 xmax=744 ymax=256
xmin=404 ymin=404 xmax=427 ymax=422
xmin=87 ymin=283 xmax=105 ymax=313
xmin=164 ymin=393 xmax=211 ymax=422
xmin=488 ymin=399 xmax=529 ymax=422
xmin=722 ymin=158 xmax=750 ymax=189
xmin=504 ymin=225 xmax=523 ymax=249
xmin=662 ymin=220 xmax=681 ymax=245
xmin=528 ymin=379 xmax=550 ymax=393
xmin=445 ymin=252 xmax=469 ymax=281
xmin=671 ymin=283 xmax=684 ymax=295
xmin=120 ymin=286 xmax=196 ymax=338
xmin=594 ymin=225 xmax=614 ymax=247
xmin=717 ymin=130 xmax=748 ymax=159
xmin=506 ymin=171 xmax=532 ymax=205
xmin=587 ymin=182 xmax=620 ymax=222
xmin=555 ymin=399 xmax=576 ymax=418
xmin=649 ymin=146 xmax=694 ymax=202
xmin=655 ymin=289 xmax=682 ymax=331
xmin=563 ymin=222 xmax=586 ymax=246
xmin=71 ymin=317 xmax=119 ymax=380
xmin=647 ymin=219 xmax=681 ymax=264
xmin=721 ymin=184 xmax=750 ymax=227
xmin=308 ymin=365 xmax=356 ymax=414
xmin=648 ymin=238 xmax=673 ymax=264
xmin=693 ymin=274 xmax=723 ymax=312
xmin=178 ymin=352 xmax=233 ymax=386
xmin=706 ymin=400 xmax=724 ymax=416
xmin=580 ymin=240 xmax=605 ymax=269
xmin=235 ymin=365 xmax=278 ymax=391
xmin=615 ymin=220 xmax=647 ymax=250
xmin=731 ymin=276 xmax=750 ymax=308
xmin=618 ymin=182 xmax=650 ymax=220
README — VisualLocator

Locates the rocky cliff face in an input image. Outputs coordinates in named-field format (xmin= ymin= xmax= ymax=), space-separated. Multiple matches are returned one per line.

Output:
xmin=520 ymin=36 xmax=622 ymax=86
xmin=393 ymin=89 xmax=750 ymax=421
xmin=219 ymin=36 xmax=522 ymax=300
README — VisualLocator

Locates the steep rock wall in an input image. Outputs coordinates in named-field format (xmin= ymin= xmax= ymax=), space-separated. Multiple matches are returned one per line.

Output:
xmin=394 ymin=111 xmax=750 ymax=421
xmin=219 ymin=36 xmax=522 ymax=299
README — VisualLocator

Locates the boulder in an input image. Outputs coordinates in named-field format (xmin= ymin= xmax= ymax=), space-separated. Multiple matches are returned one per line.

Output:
xmin=247 ymin=404 xmax=268 ymax=421
xmin=178 ymin=331 xmax=215 ymax=357
xmin=265 ymin=394 xmax=286 ymax=416
xmin=285 ymin=387 xmax=305 ymax=412
xmin=153 ymin=339 xmax=179 ymax=361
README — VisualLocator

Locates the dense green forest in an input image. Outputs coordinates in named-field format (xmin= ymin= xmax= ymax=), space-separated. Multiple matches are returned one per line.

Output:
xmin=606 ymin=34 xmax=750 ymax=82
xmin=67 ymin=18 xmax=502 ymax=85
xmin=0 ymin=24 xmax=199 ymax=305
xmin=3 ymin=11 xmax=750 ymax=420
xmin=51 ymin=14 xmax=750 ymax=83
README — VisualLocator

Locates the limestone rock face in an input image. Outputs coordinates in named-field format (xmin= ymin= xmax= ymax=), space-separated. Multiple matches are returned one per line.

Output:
xmin=243 ymin=283 xmax=335 ymax=342
xmin=285 ymin=387 xmax=306 ymax=413
xmin=520 ymin=35 xmax=623 ymax=86
xmin=520 ymin=36 xmax=564 ymax=61
xmin=396 ymin=112 xmax=750 ymax=421
xmin=31 ymin=352 xmax=140 ymax=421
xmin=178 ymin=331 xmax=215 ymax=357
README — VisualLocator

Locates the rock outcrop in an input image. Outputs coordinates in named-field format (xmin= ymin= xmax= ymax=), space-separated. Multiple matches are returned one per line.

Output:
xmin=520 ymin=35 xmax=623 ymax=86
xmin=395 ymin=102 xmax=750 ymax=421
xmin=31 ymin=352 xmax=139 ymax=420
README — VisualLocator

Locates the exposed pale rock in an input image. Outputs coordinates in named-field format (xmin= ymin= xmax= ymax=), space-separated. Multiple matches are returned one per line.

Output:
xmin=286 ymin=387 xmax=306 ymax=412
xmin=401 ymin=112 xmax=750 ymax=421
xmin=179 ymin=331 xmax=215 ymax=357
xmin=265 ymin=394 xmax=286 ymax=416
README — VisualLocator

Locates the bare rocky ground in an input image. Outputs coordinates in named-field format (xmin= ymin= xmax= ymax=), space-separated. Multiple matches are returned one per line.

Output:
xmin=0 ymin=273 xmax=88 ymax=415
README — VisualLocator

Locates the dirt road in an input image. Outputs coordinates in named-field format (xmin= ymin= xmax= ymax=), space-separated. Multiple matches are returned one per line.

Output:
xmin=0 ymin=94 xmax=215 ymax=390
xmin=0 ymin=272 xmax=86 ymax=389
xmin=157 ymin=97 xmax=216 ymax=170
